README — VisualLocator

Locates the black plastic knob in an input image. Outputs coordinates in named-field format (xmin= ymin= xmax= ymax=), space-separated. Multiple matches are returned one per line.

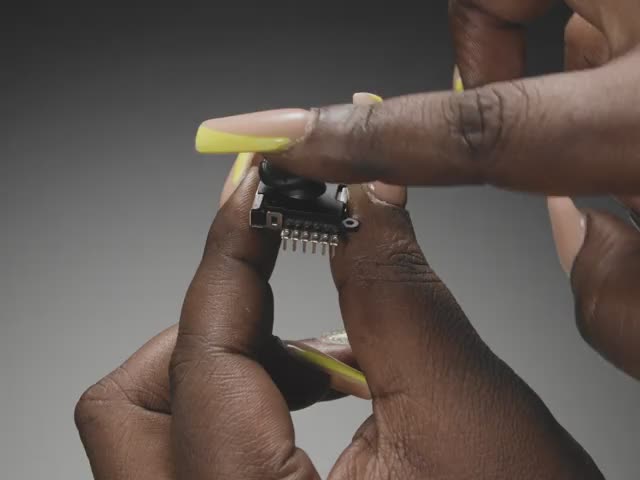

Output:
xmin=258 ymin=159 xmax=326 ymax=200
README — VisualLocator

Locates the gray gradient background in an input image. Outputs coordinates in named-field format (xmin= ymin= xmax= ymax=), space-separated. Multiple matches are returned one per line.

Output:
xmin=2 ymin=5 xmax=639 ymax=479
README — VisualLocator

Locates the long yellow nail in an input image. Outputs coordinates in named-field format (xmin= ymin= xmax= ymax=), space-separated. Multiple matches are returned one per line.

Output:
xmin=285 ymin=341 xmax=371 ymax=400
xmin=195 ymin=126 xmax=292 ymax=154
xmin=195 ymin=108 xmax=310 ymax=154
xmin=231 ymin=152 xmax=253 ymax=186
xmin=219 ymin=152 xmax=256 ymax=207
xmin=453 ymin=65 xmax=464 ymax=92
xmin=353 ymin=92 xmax=383 ymax=104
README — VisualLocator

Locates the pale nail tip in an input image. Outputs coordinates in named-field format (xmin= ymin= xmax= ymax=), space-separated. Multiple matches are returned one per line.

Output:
xmin=353 ymin=92 xmax=383 ymax=104
xmin=321 ymin=331 xmax=349 ymax=345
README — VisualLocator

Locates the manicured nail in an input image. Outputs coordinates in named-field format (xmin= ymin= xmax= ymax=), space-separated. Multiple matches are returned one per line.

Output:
xmin=295 ymin=330 xmax=352 ymax=364
xmin=231 ymin=152 xmax=253 ymax=185
xmin=547 ymin=197 xmax=587 ymax=276
xmin=319 ymin=328 xmax=349 ymax=345
xmin=453 ymin=65 xmax=464 ymax=92
xmin=352 ymin=92 xmax=383 ymax=104
xmin=368 ymin=181 xmax=408 ymax=207
xmin=219 ymin=152 xmax=255 ymax=206
xmin=195 ymin=108 xmax=311 ymax=154
xmin=352 ymin=92 xmax=408 ymax=208
xmin=284 ymin=341 xmax=371 ymax=400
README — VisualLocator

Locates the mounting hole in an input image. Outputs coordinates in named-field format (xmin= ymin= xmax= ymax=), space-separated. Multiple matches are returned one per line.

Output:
xmin=342 ymin=218 xmax=360 ymax=230
xmin=266 ymin=212 xmax=283 ymax=230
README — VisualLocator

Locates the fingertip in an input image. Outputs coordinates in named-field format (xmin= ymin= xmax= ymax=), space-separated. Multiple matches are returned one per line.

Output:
xmin=547 ymin=196 xmax=587 ymax=276
xmin=367 ymin=181 xmax=407 ymax=208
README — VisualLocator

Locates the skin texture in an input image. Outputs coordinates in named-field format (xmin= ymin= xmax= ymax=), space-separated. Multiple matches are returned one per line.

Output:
xmin=76 ymin=172 xmax=605 ymax=479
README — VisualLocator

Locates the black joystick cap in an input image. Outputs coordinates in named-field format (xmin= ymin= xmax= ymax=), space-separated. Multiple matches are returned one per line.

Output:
xmin=258 ymin=159 xmax=326 ymax=200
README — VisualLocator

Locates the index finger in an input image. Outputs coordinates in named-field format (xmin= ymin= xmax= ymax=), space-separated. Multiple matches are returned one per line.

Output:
xmin=195 ymin=50 xmax=640 ymax=195
xmin=169 ymin=169 xmax=319 ymax=480
xmin=450 ymin=0 xmax=555 ymax=87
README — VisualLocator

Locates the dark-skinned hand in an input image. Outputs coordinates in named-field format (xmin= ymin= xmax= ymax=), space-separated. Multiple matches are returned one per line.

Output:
xmin=194 ymin=0 xmax=640 ymax=380
xmin=76 ymin=167 xmax=605 ymax=479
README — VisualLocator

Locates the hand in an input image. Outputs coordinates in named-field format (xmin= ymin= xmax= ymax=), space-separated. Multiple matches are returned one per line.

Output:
xmin=314 ymin=183 xmax=603 ymax=479
xmin=193 ymin=1 xmax=640 ymax=379
xmin=76 ymin=170 xmax=606 ymax=479
xmin=194 ymin=0 xmax=640 ymax=195
xmin=451 ymin=0 xmax=639 ymax=380
xmin=74 ymin=165 xmax=363 ymax=479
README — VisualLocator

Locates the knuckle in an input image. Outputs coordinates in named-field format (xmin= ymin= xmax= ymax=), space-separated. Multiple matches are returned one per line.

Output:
xmin=311 ymin=103 xmax=388 ymax=181
xmin=347 ymin=238 xmax=440 ymax=290
xmin=447 ymin=82 xmax=530 ymax=185
xmin=168 ymin=332 xmax=247 ymax=391
xmin=168 ymin=333 xmax=210 ymax=390
xmin=448 ymin=87 xmax=505 ymax=168
xmin=74 ymin=386 xmax=100 ymax=432
xmin=74 ymin=374 xmax=126 ymax=431
xmin=349 ymin=244 xmax=439 ymax=288
xmin=345 ymin=103 xmax=386 ymax=179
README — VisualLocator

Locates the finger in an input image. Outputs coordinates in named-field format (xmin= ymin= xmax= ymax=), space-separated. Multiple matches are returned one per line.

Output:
xmin=564 ymin=14 xmax=610 ymax=71
xmin=194 ymin=48 xmax=640 ymax=195
xmin=282 ymin=91 xmax=389 ymax=402
xmin=329 ymin=184 xmax=487 ymax=403
xmin=296 ymin=329 xmax=359 ymax=367
xmin=353 ymin=91 xmax=407 ymax=206
xmin=73 ymin=323 xmax=335 ymax=480
xmin=169 ymin=169 xmax=320 ymax=479
xmin=570 ymin=209 xmax=640 ymax=379
xmin=565 ymin=0 xmax=640 ymax=57
xmin=547 ymin=197 xmax=587 ymax=275
xmin=75 ymin=326 xmax=178 ymax=479
xmin=219 ymin=152 xmax=360 ymax=403
xmin=327 ymin=186 xmax=607 ymax=478
xmin=283 ymin=91 xmax=400 ymax=403
xmin=291 ymin=331 xmax=363 ymax=402
xmin=449 ymin=0 xmax=555 ymax=87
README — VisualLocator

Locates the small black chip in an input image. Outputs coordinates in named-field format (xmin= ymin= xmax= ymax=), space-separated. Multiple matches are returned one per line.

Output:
xmin=250 ymin=160 xmax=359 ymax=256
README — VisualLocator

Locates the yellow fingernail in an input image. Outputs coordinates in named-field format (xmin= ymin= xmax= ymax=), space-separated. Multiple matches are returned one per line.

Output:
xmin=353 ymin=92 xmax=383 ymax=104
xmin=195 ymin=126 xmax=292 ymax=154
xmin=285 ymin=342 xmax=370 ymax=399
xmin=296 ymin=348 xmax=367 ymax=385
xmin=231 ymin=152 xmax=253 ymax=186
xmin=453 ymin=65 xmax=464 ymax=92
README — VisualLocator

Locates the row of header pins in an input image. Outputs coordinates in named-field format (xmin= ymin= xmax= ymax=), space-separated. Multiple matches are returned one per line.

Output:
xmin=280 ymin=229 xmax=339 ymax=257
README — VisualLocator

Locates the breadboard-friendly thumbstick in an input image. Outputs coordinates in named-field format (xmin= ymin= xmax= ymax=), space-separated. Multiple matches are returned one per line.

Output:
xmin=250 ymin=160 xmax=359 ymax=257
